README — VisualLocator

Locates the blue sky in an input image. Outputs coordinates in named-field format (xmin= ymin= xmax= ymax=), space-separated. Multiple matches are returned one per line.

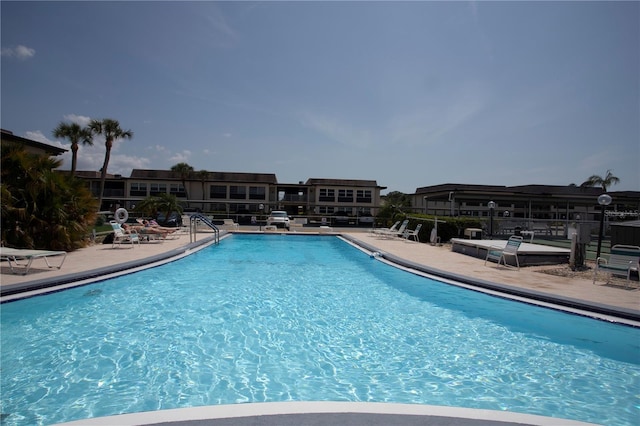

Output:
xmin=2 ymin=1 xmax=638 ymax=193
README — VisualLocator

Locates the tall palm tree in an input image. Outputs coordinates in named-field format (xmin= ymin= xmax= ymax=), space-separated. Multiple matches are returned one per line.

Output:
xmin=52 ymin=122 xmax=93 ymax=177
xmin=582 ymin=170 xmax=620 ymax=259
xmin=196 ymin=169 xmax=209 ymax=210
xmin=581 ymin=169 xmax=620 ymax=191
xmin=170 ymin=162 xmax=194 ymax=206
xmin=88 ymin=118 xmax=133 ymax=209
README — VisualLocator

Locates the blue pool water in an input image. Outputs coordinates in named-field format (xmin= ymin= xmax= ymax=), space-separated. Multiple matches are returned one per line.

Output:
xmin=1 ymin=235 xmax=639 ymax=425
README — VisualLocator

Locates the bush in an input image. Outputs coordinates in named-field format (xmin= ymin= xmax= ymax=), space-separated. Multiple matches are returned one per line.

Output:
xmin=405 ymin=215 xmax=483 ymax=243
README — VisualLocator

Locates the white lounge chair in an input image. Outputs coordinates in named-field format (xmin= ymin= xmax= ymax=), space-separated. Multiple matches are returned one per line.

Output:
xmin=110 ymin=221 xmax=140 ymax=248
xmin=378 ymin=220 xmax=409 ymax=238
xmin=403 ymin=223 xmax=423 ymax=242
xmin=484 ymin=236 xmax=523 ymax=269
xmin=373 ymin=221 xmax=400 ymax=236
xmin=223 ymin=218 xmax=239 ymax=230
xmin=0 ymin=247 xmax=67 ymax=275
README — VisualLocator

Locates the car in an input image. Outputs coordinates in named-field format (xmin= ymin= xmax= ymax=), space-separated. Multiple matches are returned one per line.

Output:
xmin=155 ymin=211 xmax=183 ymax=228
xmin=332 ymin=211 xmax=350 ymax=225
xmin=266 ymin=211 xmax=290 ymax=229
xmin=358 ymin=214 xmax=375 ymax=225
xmin=234 ymin=209 xmax=253 ymax=225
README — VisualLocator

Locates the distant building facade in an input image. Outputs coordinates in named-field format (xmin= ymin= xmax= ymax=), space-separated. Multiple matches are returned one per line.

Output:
xmin=411 ymin=183 xmax=640 ymax=237
xmin=71 ymin=169 xmax=386 ymax=224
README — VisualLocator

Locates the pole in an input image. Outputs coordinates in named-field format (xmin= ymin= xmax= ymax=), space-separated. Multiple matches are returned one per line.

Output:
xmin=488 ymin=201 xmax=495 ymax=239
xmin=596 ymin=194 xmax=612 ymax=260
xmin=596 ymin=204 xmax=605 ymax=259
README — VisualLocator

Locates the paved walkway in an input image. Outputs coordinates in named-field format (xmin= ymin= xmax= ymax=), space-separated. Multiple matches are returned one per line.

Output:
xmin=2 ymin=228 xmax=639 ymax=318
xmin=2 ymin=228 xmax=629 ymax=426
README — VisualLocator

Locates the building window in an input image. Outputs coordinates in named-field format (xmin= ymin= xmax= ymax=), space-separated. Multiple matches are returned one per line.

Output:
xmin=209 ymin=185 xmax=227 ymax=199
xmin=356 ymin=190 xmax=372 ymax=203
xmin=150 ymin=183 xmax=167 ymax=196
xmin=130 ymin=182 xmax=147 ymax=197
xmin=230 ymin=185 xmax=246 ymax=200
xmin=249 ymin=186 xmax=266 ymax=200
xmin=338 ymin=189 xmax=353 ymax=203
xmin=319 ymin=188 xmax=335 ymax=202
xmin=169 ymin=183 xmax=186 ymax=197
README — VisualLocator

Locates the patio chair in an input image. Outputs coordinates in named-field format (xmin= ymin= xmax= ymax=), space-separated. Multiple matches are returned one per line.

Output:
xmin=403 ymin=223 xmax=423 ymax=242
xmin=0 ymin=247 xmax=67 ymax=275
xmin=593 ymin=245 xmax=640 ymax=288
xmin=110 ymin=221 xmax=140 ymax=248
xmin=484 ymin=235 xmax=523 ymax=269
xmin=223 ymin=218 xmax=239 ymax=230
xmin=378 ymin=220 xmax=409 ymax=238
xmin=372 ymin=221 xmax=400 ymax=236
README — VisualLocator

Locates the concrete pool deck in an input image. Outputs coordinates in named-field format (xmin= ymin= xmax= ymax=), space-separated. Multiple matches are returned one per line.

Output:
xmin=1 ymin=227 xmax=637 ymax=426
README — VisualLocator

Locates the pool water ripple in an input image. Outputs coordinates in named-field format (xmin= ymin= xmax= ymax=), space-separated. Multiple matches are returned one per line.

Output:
xmin=1 ymin=235 xmax=639 ymax=425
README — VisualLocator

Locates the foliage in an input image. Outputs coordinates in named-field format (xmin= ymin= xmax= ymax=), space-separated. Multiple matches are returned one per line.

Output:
xmin=134 ymin=193 xmax=184 ymax=218
xmin=196 ymin=169 xmax=209 ymax=201
xmin=170 ymin=162 xmax=194 ymax=204
xmin=88 ymin=118 xmax=133 ymax=209
xmin=52 ymin=121 xmax=92 ymax=177
xmin=1 ymin=145 xmax=98 ymax=251
xmin=376 ymin=191 xmax=412 ymax=226
xmin=404 ymin=214 xmax=483 ymax=243
xmin=581 ymin=169 xmax=620 ymax=191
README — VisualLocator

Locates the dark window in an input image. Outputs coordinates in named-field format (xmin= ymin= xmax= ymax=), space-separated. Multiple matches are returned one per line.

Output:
xmin=249 ymin=186 xmax=266 ymax=200
xmin=230 ymin=186 xmax=246 ymax=200
xmin=210 ymin=185 xmax=227 ymax=199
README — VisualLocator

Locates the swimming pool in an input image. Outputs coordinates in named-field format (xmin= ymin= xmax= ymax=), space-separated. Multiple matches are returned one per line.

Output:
xmin=1 ymin=234 xmax=639 ymax=425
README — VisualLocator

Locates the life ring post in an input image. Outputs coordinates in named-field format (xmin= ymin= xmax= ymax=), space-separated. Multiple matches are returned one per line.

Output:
xmin=115 ymin=208 xmax=129 ymax=224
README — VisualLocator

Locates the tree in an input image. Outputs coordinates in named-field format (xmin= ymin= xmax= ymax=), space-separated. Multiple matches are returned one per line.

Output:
xmin=1 ymin=144 xmax=98 ymax=250
xmin=581 ymin=169 xmax=620 ymax=192
xmin=376 ymin=191 xmax=412 ymax=226
xmin=170 ymin=162 xmax=194 ymax=206
xmin=88 ymin=118 xmax=133 ymax=209
xmin=134 ymin=193 xmax=183 ymax=219
xmin=196 ymin=169 xmax=209 ymax=208
xmin=581 ymin=169 xmax=620 ymax=261
xmin=52 ymin=122 xmax=93 ymax=177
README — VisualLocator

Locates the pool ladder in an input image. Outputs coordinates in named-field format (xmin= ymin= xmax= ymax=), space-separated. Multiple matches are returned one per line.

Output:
xmin=189 ymin=213 xmax=220 ymax=244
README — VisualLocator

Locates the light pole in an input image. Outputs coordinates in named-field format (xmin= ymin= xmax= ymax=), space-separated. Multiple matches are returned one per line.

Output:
xmin=596 ymin=194 xmax=612 ymax=259
xmin=488 ymin=201 xmax=496 ymax=239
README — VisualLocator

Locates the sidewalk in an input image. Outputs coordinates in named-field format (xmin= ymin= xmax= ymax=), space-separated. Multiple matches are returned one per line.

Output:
xmin=2 ymin=229 xmax=639 ymax=318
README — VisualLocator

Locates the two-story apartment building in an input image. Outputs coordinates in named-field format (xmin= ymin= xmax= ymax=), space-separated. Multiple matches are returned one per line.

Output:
xmin=411 ymin=183 xmax=640 ymax=236
xmin=72 ymin=169 xmax=386 ymax=224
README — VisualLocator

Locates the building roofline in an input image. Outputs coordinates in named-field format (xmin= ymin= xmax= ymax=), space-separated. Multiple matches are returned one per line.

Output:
xmin=1 ymin=128 xmax=67 ymax=156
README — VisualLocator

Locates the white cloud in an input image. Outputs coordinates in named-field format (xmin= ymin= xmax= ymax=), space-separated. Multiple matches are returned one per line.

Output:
xmin=23 ymin=129 xmax=148 ymax=176
xmin=1 ymin=45 xmax=35 ymax=59
xmin=298 ymin=111 xmax=373 ymax=149
xmin=62 ymin=114 xmax=92 ymax=127
xmin=169 ymin=150 xmax=192 ymax=163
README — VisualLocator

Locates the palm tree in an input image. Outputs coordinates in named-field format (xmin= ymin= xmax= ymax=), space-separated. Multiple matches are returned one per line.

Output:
xmin=1 ymin=144 xmax=98 ymax=250
xmin=581 ymin=169 xmax=620 ymax=191
xmin=52 ymin=122 xmax=93 ymax=177
xmin=88 ymin=118 xmax=133 ymax=210
xmin=196 ymin=169 xmax=209 ymax=210
xmin=134 ymin=193 xmax=183 ymax=220
xmin=582 ymin=170 xmax=620 ymax=259
xmin=170 ymin=162 xmax=194 ymax=206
